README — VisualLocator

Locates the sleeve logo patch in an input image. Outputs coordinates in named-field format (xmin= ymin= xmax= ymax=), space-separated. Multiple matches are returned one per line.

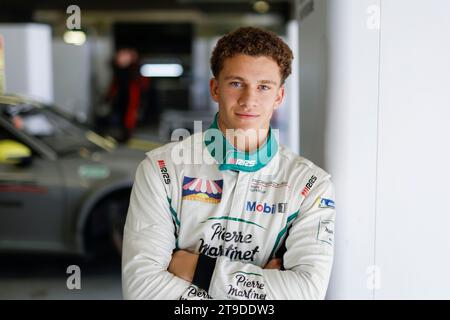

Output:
xmin=315 ymin=197 xmax=335 ymax=209
xmin=301 ymin=175 xmax=317 ymax=197
xmin=317 ymin=219 xmax=334 ymax=246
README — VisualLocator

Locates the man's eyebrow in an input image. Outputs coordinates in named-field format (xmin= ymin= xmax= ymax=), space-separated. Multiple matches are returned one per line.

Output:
xmin=224 ymin=76 xmax=245 ymax=81
xmin=258 ymin=80 xmax=278 ymax=85
xmin=224 ymin=76 xmax=278 ymax=85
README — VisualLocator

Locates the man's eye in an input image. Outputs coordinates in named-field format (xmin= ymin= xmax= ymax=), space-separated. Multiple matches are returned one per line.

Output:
xmin=230 ymin=81 xmax=242 ymax=87
xmin=259 ymin=85 xmax=271 ymax=91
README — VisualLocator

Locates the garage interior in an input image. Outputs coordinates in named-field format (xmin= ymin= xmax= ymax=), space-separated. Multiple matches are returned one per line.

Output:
xmin=1 ymin=0 xmax=450 ymax=300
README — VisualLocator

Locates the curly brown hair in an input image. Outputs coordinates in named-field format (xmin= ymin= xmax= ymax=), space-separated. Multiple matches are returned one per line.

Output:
xmin=210 ymin=26 xmax=293 ymax=85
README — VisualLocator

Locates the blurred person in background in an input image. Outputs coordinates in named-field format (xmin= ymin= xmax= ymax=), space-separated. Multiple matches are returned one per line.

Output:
xmin=105 ymin=48 xmax=150 ymax=142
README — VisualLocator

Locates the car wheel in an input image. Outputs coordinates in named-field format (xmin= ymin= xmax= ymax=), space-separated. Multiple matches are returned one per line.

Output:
xmin=108 ymin=195 xmax=130 ymax=255
xmin=84 ymin=193 xmax=130 ymax=261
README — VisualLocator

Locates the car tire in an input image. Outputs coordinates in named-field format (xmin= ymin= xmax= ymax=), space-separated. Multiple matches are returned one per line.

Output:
xmin=84 ymin=193 xmax=130 ymax=262
xmin=108 ymin=195 xmax=130 ymax=256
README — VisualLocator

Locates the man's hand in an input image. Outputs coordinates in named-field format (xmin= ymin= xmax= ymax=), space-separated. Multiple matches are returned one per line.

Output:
xmin=169 ymin=251 xmax=281 ymax=282
xmin=168 ymin=250 xmax=199 ymax=282
xmin=264 ymin=258 xmax=282 ymax=270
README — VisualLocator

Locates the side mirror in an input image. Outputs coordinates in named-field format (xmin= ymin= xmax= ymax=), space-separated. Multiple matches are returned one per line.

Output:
xmin=0 ymin=139 xmax=33 ymax=166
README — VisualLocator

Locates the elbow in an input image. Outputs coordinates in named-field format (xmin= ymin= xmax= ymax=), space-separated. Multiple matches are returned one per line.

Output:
xmin=287 ymin=269 xmax=330 ymax=300
xmin=122 ymin=268 xmax=171 ymax=300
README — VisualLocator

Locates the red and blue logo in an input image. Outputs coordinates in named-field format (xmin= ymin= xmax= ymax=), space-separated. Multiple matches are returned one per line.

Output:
xmin=182 ymin=177 xmax=223 ymax=204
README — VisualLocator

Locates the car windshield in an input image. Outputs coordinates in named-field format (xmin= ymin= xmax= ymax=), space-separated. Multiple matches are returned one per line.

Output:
xmin=2 ymin=102 xmax=115 ymax=155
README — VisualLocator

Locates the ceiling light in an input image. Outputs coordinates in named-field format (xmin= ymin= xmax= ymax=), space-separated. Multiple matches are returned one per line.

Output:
xmin=63 ymin=30 xmax=86 ymax=46
xmin=253 ymin=1 xmax=270 ymax=14
xmin=140 ymin=64 xmax=184 ymax=77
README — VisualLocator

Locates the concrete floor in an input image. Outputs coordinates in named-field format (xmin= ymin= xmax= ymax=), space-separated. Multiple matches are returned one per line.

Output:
xmin=0 ymin=253 xmax=122 ymax=300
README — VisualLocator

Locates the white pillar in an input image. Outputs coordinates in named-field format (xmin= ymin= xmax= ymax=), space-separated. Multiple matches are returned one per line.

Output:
xmin=0 ymin=23 xmax=54 ymax=103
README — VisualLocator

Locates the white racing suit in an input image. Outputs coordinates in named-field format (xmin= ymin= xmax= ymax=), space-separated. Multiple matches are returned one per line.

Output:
xmin=122 ymin=113 xmax=336 ymax=300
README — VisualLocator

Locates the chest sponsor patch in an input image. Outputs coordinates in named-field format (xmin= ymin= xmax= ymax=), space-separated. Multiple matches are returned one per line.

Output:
xmin=246 ymin=201 xmax=287 ymax=214
xmin=182 ymin=176 xmax=223 ymax=204
xmin=249 ymin=179 xmax=289 ymax=194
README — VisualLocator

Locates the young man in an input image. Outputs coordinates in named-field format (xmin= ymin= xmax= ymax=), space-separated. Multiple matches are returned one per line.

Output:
xmin=122 ymin=27 xmax=335 ymax=300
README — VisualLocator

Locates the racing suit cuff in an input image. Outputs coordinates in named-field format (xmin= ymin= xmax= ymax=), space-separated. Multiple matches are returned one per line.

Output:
xmin=192 ymin=254 xmax=216 ymax=292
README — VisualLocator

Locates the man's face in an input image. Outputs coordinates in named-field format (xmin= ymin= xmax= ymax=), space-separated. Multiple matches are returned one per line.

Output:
xmin=210 ymin=54 xmax=285 ymax=132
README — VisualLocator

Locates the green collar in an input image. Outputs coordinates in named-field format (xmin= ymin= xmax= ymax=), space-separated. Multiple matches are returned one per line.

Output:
xmin=204 ymin=113 xmax=278 ymax=172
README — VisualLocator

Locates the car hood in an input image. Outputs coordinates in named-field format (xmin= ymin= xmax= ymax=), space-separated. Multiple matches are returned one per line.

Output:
xmin=96 ymin=144 xmax=153 ymax=180
xmin=59 ymin=143 xmax=158 ymax=193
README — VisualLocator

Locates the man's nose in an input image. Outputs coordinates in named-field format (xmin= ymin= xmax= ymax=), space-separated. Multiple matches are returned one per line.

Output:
xmin=238 ymin=88 xmax=258 ymax=107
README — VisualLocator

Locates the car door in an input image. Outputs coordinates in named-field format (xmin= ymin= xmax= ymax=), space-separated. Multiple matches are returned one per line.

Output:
xmin=0 ymin=124 xmax=65 ymax=252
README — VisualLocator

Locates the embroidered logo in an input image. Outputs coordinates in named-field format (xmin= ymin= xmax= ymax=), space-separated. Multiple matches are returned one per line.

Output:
xmin=228 ymin=157 xmax=256 ymax=167
xmin=182 ymin=177 xmax=223 ymax=204
xmin=315 ymin=197 xmax=335 ymax=209
xmin=246 ymin=201 xmax=287 ymax=214
xmin=157 ymin=160 xmax=170 ymax=184
xmin=301 ymin=175 xmax=317 ymax=197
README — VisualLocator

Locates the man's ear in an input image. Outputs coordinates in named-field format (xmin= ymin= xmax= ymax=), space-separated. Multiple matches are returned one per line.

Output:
xmin=274 ymin=85 xmax=285 ymax=109
xmin=210 ymin=78 xmax=219 ymax=103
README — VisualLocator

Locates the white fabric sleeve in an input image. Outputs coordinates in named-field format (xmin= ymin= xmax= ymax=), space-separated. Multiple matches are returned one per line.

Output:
xmin=122 ymin=158 xmax=208 ymax=299
xmin=205 ymin=178 xmax=336 ymax=300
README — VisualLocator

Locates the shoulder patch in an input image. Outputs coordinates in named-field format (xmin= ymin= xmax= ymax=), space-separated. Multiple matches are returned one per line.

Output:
xmin=301 ymin=174 xmax=318 ymax=197
xmin=317 ymin=219 xmax=334 ymax=246
xmin=157 ymin=159 xmax=171 ymax=184
xmin=297 ymin=160 xmax=331 ymax=200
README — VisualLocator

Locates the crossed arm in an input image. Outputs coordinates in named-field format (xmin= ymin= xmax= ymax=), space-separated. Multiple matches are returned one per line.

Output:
xmin=168 ymin=250 xmax=282 ymax=283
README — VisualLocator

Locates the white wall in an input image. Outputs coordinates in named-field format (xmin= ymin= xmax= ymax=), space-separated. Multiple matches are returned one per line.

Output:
xmin=191 ymin=37 xmax=211 ymax=111
xmin=299 ymin=0 xmax=450 ymax=299
xmin=298 ymin=0 xmax=331 ymax=169
xmin=375 ymin=0 xmax=450 ymax=299
xmin=324 ymin=0 xmax=381 ymax=299
xmin=0 ymin=23 xmax=54 ymax=103
xmin=277 ymin=21 xmax=300 ymax=154
xmin=52 ymin=40 xmax=91 ymax=120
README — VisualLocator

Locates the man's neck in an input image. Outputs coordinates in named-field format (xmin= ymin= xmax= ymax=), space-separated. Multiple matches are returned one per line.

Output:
xmin=217 ymin=121 xmax=269 ymax=153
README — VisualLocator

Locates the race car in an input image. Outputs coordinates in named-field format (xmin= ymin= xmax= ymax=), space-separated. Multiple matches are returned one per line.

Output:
xmin=0 ymin=95 xmax=160 ymax=259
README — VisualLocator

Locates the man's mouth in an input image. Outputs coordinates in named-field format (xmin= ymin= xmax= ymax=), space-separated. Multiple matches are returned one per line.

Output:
xmin=235 ymin=112 xmax=259 ymax=119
